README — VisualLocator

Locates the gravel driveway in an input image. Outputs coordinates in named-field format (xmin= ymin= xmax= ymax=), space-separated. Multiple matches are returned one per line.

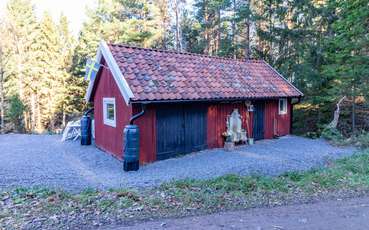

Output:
xmin=0 ymin=134 xmax=356 ymax=192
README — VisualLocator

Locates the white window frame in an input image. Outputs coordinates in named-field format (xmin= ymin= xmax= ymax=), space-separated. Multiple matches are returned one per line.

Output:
xmin=279 ymin=98 xmax=288 ymax=115
xmin=103 ymin=97 xmax=116 ymax=127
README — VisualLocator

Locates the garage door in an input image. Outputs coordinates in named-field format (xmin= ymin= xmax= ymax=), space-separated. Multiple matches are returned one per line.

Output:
xmin=156 ymin=104 xmax=207 ymax=160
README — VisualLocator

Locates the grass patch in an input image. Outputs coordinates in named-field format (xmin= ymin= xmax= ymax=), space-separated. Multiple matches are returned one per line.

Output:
xmin=2 ymin=150 xmax=369 ymax=229
xmin=321 ymin=128 xmax=369 ymax=148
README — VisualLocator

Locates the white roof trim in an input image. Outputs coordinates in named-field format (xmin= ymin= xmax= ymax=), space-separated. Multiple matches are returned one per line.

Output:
xmin=85 ymin=40 xmax=134 ymax=105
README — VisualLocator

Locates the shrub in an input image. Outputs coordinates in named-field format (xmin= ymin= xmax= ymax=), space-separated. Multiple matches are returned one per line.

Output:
xmin=321 ymin=127 xmax=344 ymax=143
xmin=353 ymin=131 xmax=369 ymax=149
xmin=6 ymin=95 xmax=26 ymax=132
xmin=305 ymin=131 xmax=320 ymax=139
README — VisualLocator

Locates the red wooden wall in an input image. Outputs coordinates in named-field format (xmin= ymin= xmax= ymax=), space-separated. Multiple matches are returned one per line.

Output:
xmin=264 ymin=99 xmax=292 ymax=138
xmin=276 ymin=98 xmax=292 ymax=136
xmin=264 ymin=100 xmax=278 ymax=139
xmin=207 ymin=102 xmax=254 ymax=148
xmin=132 ymin=104 xmax=156 ymax=164
xmin=92 ymin=60 xmax=132 ymax=160
xmin=207 ymin=100 xmax=292 ymax=149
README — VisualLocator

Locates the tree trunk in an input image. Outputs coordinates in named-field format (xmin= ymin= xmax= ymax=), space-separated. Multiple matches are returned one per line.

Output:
xmin=327 ymin=96 xmax=346 ymax=129
xmin=245 ymin=19 xmax=250 ymax=59
xmin=161 ymin=0 xmax=168 ymax=49
xmin=351 ymin=70 xmax=357 ymax=135
xmin=62 ymin=109 xmax=66 ymax=128
xmin=268 ymin=0 xmax=273 ymax=56
xmin=24 ymin=111 xmax=30 ymax=132
xmin=0 ymin=68 xmax=4 ymax=134
xmin=174 ymin=0 xmax=181 ymax=51
xmin=241 ymin=0 xmax=250 ymax=59
xmin=36 ymin=93 xmax=42 ymax=133
xmin=204 ymin=0 xmax=210 ymax=54
xmin=216 ymin=8 xmax=221 ymax=55
xmin=352 ymin=94 xmax=356 ymax=135
xmin=232 ymin=0 xmax=237 ymax=58
xmin=48 ymin=92 xmax=54 ymax=131
xmin=15 ymin=42 xmax=28 ymax=132
xmin=31 ymin=92 xmax=36 ymax=131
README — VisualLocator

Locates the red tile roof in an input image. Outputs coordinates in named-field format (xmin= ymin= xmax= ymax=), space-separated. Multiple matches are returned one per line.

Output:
xmin=108 ymin=43 xmax=303 ymax=102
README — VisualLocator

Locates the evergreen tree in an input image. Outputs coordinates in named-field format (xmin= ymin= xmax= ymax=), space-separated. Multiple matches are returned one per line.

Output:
xmin=6 ymin=94 xmax=25 ymax=132
xmin=0 ymin=19 xmax=11 ymax=133
xmin=2 ymin=0 xmax=78 ymax=132
xmin=4 ymin=0 xmax=39 ymax=131
xmin=155 ymin=0 xmax=171 ymax=49
xmin=57 ymin=15 xmax=77 ymax=128
xmin=35 ymin=12 xmax=63 ymax=131
xmin=72 ymin=0 xmax=165 ymax=87
xmin=181 ymin=9 xmax=203 ymax=53
xmin=193 ymin=0 xmax=232 ymax=55
xmin=324 ymin=0 xmax=369 ymax=134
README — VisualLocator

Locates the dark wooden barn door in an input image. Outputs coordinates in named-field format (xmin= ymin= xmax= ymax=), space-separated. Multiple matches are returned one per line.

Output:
xmin=184 ymin=106 xmax=207 ymax=153
xmin=156 ymin=106 xmax=185 ymax=160
xmin=156 ymin=104 xmax=207 ymax=160
xmin=253 ymin=101 xmax=265 ymax=140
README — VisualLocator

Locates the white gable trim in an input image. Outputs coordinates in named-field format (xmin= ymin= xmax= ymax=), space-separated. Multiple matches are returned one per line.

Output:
xmin=85 ymin=40 xmax=134 ymax=105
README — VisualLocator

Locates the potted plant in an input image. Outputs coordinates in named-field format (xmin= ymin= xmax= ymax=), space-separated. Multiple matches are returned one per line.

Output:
xmin=222 ymin=132 xmax=235 ymax=151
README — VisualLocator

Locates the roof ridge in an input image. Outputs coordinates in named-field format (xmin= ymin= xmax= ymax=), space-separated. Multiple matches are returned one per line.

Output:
xmin=109 ymin=43 xmax=263 ymax=63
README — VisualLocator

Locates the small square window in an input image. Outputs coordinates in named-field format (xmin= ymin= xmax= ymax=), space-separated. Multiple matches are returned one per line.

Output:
xmin=103 ymin=98 xmax=116 ymax=127
xmin=279 ymin=98 xmax=287 ymax=115
xmin=106 ymin=103 xmax=115 ymax=120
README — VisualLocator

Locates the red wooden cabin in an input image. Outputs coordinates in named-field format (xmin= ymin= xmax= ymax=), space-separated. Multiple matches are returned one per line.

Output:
xmin=86 ymin=41 xmax=303 ymax=164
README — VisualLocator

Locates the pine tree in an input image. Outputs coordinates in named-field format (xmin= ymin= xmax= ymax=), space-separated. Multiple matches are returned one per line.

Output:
xmin=181 ymin=9 xmax=203 ymax=53
xmin=72 ymin=0 xmax=166 ymax=107
xmin=235 ymin=0 xmax=253 ymax=59
xmin=57 ymin=15 xmax=77 ymax=128
xmin=172 ymin=0 xmax=186 ymax=51
xmin=193 ymin=0 xmax=232 ymax=55
xmin=324 ymin=0 xmax=369 ymax=134
xmin=4 ymin=0 xmax=39 ymax=131
xmin=3 ymin=1 xmax=79 ymax=132
xmin=0 ymin=23 xmax=6 ymax=133
xmin=0 ymin=19 xmax=10 ymax=133
xmin=35 ymin=12 xmax=64 ymax=131
xmin=155 ymin=0 xmax=171 ymax=49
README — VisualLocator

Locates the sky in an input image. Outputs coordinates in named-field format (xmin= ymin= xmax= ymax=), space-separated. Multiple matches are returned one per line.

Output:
xmin=0 ymin=0 xmax=194 ymax=36
xmin=0 ymin=0 xmax=96 ymax=35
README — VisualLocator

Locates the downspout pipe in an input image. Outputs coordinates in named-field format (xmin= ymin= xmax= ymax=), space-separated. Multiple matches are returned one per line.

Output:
xmin=129 ymin=103 xmax=147 ymax=125
xmin=84 ymin=108 xmax=94 ymax=116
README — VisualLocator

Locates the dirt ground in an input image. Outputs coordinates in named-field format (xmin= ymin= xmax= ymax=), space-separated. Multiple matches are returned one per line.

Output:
xmin=111 ymin=196 xmax=369 ymax=230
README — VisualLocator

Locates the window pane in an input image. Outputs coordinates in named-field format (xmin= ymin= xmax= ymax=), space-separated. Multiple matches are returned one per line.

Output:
xmin=107 ymin=103 xmax=115 ymax=120
xmin=279 ymin=99 xmax=286 ymax=114
xmin=280 ymin=100 xmax=284 ymax=111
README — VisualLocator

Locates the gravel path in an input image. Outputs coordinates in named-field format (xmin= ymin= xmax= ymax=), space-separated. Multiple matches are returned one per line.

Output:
xmin=0 ymin=134 xmax=356 ymax=192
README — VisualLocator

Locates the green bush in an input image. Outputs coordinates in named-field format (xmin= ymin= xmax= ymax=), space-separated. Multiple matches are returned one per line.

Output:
xmin=304 ymin=131 xmax=320 ymax=139
xmin=6 ymin=95 xmax=26 ymax=132
xmin=353 ymin=131 xmax=369 ymax=149
xmin=321 ymin=127 xmax=344 ymax=143
xmin=321 ymin=127 xmax=369 ymax=148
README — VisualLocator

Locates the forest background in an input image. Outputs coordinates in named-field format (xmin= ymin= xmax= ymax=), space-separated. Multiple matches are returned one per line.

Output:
xmin=0 ymin=0 xmax=368 ymax=137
